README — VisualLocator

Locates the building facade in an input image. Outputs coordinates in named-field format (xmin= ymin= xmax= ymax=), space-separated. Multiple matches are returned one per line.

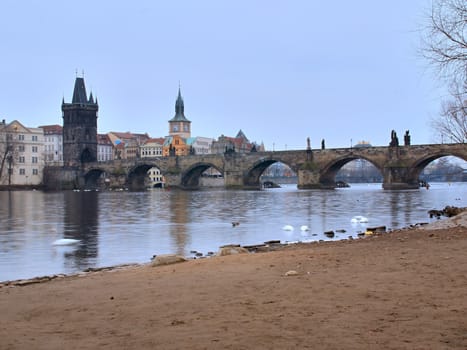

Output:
xmin=97 ymin=134 xmax=113 ymax=161
xmin=141 ymin=138 xmax=165 ymax=187
xmin=0 ymin=119 xmax=44 ymax=186
xmin=211 ymin=130 xmax=261 ymax=154
xmin=141 ymin=138 xmax=165 ymax=158
xmin=40 ymin=124 xmax=63 ymax=165
xmin=108 ymin=131 xmax=150 ymax=160
xmin=190 ymin=136 xmax=213 ymax=155
xmin=62 ymin=77 xmax=98 ymax=167
xmin=163 ymin=135 xmax=191 ymax=156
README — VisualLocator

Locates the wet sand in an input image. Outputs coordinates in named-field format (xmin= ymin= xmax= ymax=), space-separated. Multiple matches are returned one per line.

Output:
xmin=1 ymin=213 xmax=466 ymax=349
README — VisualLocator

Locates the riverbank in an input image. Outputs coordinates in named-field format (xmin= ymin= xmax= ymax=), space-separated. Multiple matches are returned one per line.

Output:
xmin=1 ymin=213 xmax=466 ymax=349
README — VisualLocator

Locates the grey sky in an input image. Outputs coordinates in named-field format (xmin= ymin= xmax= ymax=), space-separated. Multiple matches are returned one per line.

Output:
xmin=0 ymin=0 xmax=445 ymax=150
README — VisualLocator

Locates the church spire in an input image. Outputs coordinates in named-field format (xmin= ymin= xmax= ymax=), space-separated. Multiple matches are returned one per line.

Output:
xmin=175 ymin=87 xmax=184 ymax=118
xmin=170 ymin=86 xmax=190 ymax=122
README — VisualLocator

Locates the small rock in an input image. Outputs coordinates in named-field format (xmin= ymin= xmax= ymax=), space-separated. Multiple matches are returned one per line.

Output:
xmin=217 ymin=246 xmax=249 ymax=256
xmin=151 ymin=254 xmax=187 ymax=267
xmin=285 ymin=270 xmax=299 ymax=276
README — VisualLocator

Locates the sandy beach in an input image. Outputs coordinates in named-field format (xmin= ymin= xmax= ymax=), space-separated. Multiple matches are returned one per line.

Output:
xmin=1 ymin=212 xmax=466 ymax=349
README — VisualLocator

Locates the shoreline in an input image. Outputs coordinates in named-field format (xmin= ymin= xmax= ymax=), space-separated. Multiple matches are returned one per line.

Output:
xmin=2 ymin=209 xmax=465 ymax=287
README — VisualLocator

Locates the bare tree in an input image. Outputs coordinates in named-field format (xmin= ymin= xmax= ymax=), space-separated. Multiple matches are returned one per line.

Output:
xmin=431 ymin=82 xmax=467 ymax=143
xmin=422 ymin=0 xmax=467 ymax=85
xmin=421 ymin=0 xmax=467 ymax=142
xmin=0 ymin=134 xmax=16 ymax=185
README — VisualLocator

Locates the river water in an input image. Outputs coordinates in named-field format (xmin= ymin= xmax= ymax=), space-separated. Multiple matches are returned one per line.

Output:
xmin=0 ymin=182 xmax=465 ymax=282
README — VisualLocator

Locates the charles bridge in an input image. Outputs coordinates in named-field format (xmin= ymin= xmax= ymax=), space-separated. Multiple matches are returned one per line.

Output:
xmin=43 ymin=142 xmax=467 ymax=191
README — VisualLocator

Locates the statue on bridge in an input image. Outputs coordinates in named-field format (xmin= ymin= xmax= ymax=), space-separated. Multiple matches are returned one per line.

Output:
xmin=169 ymin=144 xmax=176 ymax=156
xmin=389 ymin=130 xmax=399 ymax=147
xmin=404 ymin=130 xmax=411 ymax=146
xmin=321 ymin=139 xmax=325 ymax=150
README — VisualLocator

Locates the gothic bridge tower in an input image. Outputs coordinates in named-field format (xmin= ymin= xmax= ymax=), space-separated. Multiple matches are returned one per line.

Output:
xmin=62 ymin=77 xmax=98 ymax=167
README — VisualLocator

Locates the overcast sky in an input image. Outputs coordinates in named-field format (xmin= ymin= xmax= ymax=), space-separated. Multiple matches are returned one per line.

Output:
xmin=0 ymin=0 xmax=447 ymax=150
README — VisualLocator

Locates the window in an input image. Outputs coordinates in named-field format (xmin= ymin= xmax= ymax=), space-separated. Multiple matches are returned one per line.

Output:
xmin=32 ymin=156 xmax=38 ymax=163
xmin=32 ymin=169 xmax=38 ymax=175
xmin=19 ymin=134 xmax=25 ymax=141
xmin=18 ymin=145 xmax=25 ymax=152
xmin=19 ymin=156 xmax=25 ymax=163
xmin=19 ymin=168 xmax=25 ymax=175
xmin=32 ymin=135 xmax=38 ymax=141
xmin=32 ymin=146 xmax=38 ymax=152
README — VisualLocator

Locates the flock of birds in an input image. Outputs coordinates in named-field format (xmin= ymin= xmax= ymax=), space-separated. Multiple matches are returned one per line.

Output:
xmin=231 ymin=215 xmax=369 ymax=235
xmin=52 ymin=215 xmax=370 ymax=247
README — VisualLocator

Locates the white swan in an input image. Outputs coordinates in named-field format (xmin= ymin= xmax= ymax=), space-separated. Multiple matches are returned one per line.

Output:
xmin=282 ymin=225 xmax=294 ymax=231
xmin=300 ymin=225 xmax=310 ymax=231
xmin=52 ymin=238 xmax=80 ymax=246
xmin=351 ymin=215 xmax=369 ymax=223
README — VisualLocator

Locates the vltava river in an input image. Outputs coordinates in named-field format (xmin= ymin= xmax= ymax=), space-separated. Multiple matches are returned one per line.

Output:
xmin=0 ymin=183 xmax=465 ymax=281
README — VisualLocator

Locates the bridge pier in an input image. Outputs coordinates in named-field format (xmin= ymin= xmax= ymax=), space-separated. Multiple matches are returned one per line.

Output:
xmin=297 ymin=169 xmax=324 ymax=189
xmin=164 ymin=173 xmax=182 ymax=189
xmin=382 ymin=166 xmax=419 ymax=190
xmin=224 ymin=170 xmax=248 ymax=189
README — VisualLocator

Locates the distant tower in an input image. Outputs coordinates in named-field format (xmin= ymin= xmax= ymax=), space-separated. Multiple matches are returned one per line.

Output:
xmin=168 ymin=87 xmax=191 ymax=139
xmin=62 ymin=77 xmax=98 ymax=167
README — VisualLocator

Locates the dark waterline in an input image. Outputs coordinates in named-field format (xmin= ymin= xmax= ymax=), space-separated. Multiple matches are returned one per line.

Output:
xmin=0 ymin=183 xmax=465 ymax=281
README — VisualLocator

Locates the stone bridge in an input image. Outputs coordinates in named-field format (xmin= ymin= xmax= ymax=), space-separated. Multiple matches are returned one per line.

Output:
xmin=46 ymin=143 xmax=466 ymax=190
xmin=44 ymin=143 xmax=467 ymax=190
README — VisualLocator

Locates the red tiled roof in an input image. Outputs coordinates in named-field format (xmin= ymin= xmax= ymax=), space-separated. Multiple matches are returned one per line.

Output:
xmin=39 ymin=124 xmax=62 ymax=134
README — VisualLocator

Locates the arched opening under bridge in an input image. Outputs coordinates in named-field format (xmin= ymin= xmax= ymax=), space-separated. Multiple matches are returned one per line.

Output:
xmin=181 ymin=163 xmax=224 ymax=189
xmin=321 ymin=156 xmax=383 ymax=189
xmin=245 ymin=159 xmax=297 ymax=190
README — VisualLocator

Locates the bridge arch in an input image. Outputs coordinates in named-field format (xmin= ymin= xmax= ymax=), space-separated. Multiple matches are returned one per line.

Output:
xmin=83 ymin=168 xmax=106 ymax=189
xmin=244 ymin=158 xmax=298 ymax=189
xmin=320 ymin=155 xmax=384 ymax=188
xmin=181 ymin=162 xmax=224 ymax=189
xmin=127 ymin=163 xmax=161 ymax=190
xmin=407 ymin=151 xmax=467 ymax=185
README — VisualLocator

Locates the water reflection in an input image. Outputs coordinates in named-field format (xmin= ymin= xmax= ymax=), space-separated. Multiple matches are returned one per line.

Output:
xmin=0 ymin=183 xmax=465 ymax=281
xmin=169 ymin=190 xmax=190 ymax=255
xmin=62 ymin=191 xmax=99 ymax=270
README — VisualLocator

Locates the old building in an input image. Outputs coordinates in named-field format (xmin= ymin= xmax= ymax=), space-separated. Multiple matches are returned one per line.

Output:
xmin=211 ymin=130 xmax=262 ymax=154
xmin=141 ymin=138 xmax=165 ymax=158
xmin=168 ymin=88 xmax=191 ymax=139
xmin=107 ymin=132 xmax=150 ymax=159
xmin=97 ymin=134 xmax=113 ymax=161
xmin=0 ymin=119 xmax=44 ymax=186
xmin=163 ymin=134 xmax=191 ymax=156
xmin=39 ymin=124 xmax=63 ymax=165
xmin=189 ymin=136 xmax=213 ymax=155
xmin=163 ymin=88 xmax=198 ymax=156
xmin=141 ymin=138 xmax=165 ymax=187
xmin=61 ymin=77 xmax=98 ymax=167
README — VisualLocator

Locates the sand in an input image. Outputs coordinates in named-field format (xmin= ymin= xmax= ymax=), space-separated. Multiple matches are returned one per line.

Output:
xmin=1 ymin=213 xmax=467 ymax=349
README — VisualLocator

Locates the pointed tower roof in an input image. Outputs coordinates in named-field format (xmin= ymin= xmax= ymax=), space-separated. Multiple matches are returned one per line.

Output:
xmin=236 ymin=129 xmax=249 ymax=142
xmin=169 ymin=87 xmax=191 ymax=122
xmin=70 ymin=77 xmax=96 ymax=105
xmin=72 ymin=77 xmax=88 ymax=103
